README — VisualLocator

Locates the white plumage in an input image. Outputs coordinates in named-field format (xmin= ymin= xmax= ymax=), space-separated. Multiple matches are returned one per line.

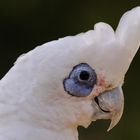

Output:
xmin=0 ymin=7 xmax=139 ymax=140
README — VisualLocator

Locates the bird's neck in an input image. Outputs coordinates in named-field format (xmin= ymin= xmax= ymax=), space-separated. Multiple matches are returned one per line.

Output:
xmin=0 ymin=80 xmax=79 ymax=140
xmin=0 ymin=119 xmax=78 ymax=140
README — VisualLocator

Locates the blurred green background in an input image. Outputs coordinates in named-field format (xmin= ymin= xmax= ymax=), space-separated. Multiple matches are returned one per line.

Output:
xmin=0 ymin=0 xmax=140 ymax=140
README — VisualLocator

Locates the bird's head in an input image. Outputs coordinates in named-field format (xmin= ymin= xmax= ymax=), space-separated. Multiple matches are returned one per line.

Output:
xmin=1 ymin=7 xmax=140 ymax=132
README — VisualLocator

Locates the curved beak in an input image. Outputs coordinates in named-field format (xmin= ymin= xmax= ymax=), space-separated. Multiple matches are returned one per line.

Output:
xmin=93 ymin=86 xmax=124 ymax=131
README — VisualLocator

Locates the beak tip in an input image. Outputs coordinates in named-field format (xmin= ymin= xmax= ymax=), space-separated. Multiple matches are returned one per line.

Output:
xmin=107 ymin=108 xmax=124 ymax=132
xmin=107 ymin=120 xmax=119 ymax=132
xmin=107 ymin=121 xmax=116 ymax=132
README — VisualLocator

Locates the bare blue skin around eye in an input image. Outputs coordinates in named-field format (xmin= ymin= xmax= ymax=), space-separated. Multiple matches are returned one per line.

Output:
xmin=63 ymin=63 xmax=97 ymax=97
xmin=64 ymin=78 xmax=93 ymax=97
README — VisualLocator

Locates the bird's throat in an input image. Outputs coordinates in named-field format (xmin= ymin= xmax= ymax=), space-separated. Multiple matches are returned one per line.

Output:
xmin=0 ymin=120 xmax=79 ymax=140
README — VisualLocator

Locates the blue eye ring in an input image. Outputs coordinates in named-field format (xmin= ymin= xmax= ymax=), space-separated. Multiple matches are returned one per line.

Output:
xmin=63 ymin=63 xmax=97 ymax=97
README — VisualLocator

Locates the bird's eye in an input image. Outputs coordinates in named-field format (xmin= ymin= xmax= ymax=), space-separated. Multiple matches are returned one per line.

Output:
xmin=63 ymin=63 xmax=97 ymax=97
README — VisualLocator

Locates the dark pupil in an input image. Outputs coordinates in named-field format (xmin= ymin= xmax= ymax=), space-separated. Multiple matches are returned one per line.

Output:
xmin=79 ymin=71 xmax=90 ymax=81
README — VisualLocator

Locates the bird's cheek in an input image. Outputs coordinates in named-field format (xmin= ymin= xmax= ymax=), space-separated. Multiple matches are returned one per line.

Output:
xmin=76 ymin=100 xmax=96 ymax=128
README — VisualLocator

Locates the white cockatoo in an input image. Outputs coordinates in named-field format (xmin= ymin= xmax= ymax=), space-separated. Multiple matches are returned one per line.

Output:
xmin=0 ymin=7 xmax=140 ymax=140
